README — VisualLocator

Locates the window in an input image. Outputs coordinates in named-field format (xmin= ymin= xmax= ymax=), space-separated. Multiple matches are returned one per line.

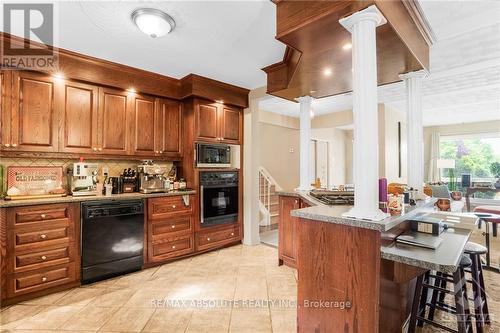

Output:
xmin=439 ymin=133 xmax=500 ymax=198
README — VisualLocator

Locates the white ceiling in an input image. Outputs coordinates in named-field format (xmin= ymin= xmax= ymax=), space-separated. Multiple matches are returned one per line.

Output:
xmin=259 ymin=0 xmax=500 ymax=127
xmin=15 ymin=1 xmax=285 ymax=89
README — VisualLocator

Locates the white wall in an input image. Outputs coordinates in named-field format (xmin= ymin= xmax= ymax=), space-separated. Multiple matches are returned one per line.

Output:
xmin=311 ymin=128 xmax=347 ymax=187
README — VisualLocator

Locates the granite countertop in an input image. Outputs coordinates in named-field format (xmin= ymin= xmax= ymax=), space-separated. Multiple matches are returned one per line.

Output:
xmin=0 ymin=190 xmax=196 ymax=207
xmin=381 ymin=228 xmax=471 ymax=273
xmin=278 ymin=189 xmax=475 ymax=272
xmin=279 ymin=189 xmax=437 ymax=232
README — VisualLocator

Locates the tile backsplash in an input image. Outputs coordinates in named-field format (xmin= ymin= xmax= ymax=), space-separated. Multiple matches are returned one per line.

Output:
xmin=0 ymin=157 xmax=173 ymax=193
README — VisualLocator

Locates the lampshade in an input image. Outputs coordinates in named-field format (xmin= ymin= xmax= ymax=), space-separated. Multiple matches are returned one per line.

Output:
xmin=437 ymin=158 xmax=455 ymax=169
xmin=132 ymin=8 xmax=175 ymax=38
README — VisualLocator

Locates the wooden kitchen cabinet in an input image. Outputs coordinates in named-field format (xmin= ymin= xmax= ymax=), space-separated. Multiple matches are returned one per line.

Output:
xmin=97 ymin=87 xmax=130 ymax=155
xmin=58 ymin=80 xmax=99 ymax=154
xmin=145 ymin=195 xmax=195 ymax=265
xmin=195 ymin=98 xmax=241 ymax=144
xmin=8 ymin=71 xmax=59 ymax=152
xmin=1 ymin=203 xmax=80 ymax=302
xmin=157 ymin=98 xmax=182 ymax=158
xmin=220 ymin=105 xmax=242 ymax=144
xmin=278 ymin=195 xmax=301 ymax=268
xmin=129 ymin=93 xmax=158 ymax=157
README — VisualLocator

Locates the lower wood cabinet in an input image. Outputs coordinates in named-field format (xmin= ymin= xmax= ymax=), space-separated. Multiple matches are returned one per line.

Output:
xmin=195 ymin=224 xmax=241 ymax=252
xmin=145 ymin=196 xmax=195 ymax=265
xmin=278 ymin=196 xmax=310 ymax=268
xmin=1 ymin=203 xmax=81 ymax=302
xmin=145 ymin=195 xmax=241 ymax=265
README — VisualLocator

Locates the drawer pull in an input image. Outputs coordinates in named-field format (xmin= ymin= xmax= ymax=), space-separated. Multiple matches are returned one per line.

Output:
xmin=230 ymin=232 xmax=234 ymax=236
xmin=171 ymin=225 xmax=176 ymax=229
xmin=41 ymin=277 xmax=47 ymax=282
xmin=40 ymin=214 xmax=46 ymax=219
xmin=207 ymin=237 xmax=211 ymax=241
xmin=172 ymin=245 xmax=176 ymax=249
xmin=41 ymin=255 xmax=47 ymax=260
xmin=40 ymin=234 xmax=47 ymax=239
xmin=172 ymin=205 xmax=176 ymax=209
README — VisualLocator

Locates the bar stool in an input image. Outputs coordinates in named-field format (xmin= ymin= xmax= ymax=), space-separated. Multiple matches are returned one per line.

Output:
xmin=408 ymin=255 xmax=473 ymax=333
xmin=464 ymin=242 xmax=490 ymax=329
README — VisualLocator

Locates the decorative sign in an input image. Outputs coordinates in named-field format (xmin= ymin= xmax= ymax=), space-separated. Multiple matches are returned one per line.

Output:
xmin=7 ymin=166 xmax=64 ymax=196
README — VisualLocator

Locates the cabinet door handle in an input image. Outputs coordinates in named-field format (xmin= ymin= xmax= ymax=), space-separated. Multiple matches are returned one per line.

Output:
xmin=171 ymin=225 xmax=176 ymax=229
xmin=92 ymin=147 xmax=97 ymax=151
xmin=40 ymin=214 xmax=46 ymax=219
xmin=40 ymin=234 xmax=47 ymax=239
xmin=155 ymin=151 xmax=159 ymax=154
xmin=230 ymin=232 xmax=234 ymax=236
xmin=98 ymin=147 xmax=102 ymax=151
xmin=11 ymin=143 xmax=17 ymax=147
xmin=41 ymin=277 xmax=47 ymax=282
xmin=172 ymin=205 xmax=176 ymax=209
xmin=207 ymin=237 xmax=211 ymax=241
xmin=159 ymin=151 xmax=163 ymax=154
xmin=4 ymin=143 xmax=10 ymax=148
xmin=220 ymin=137 xmax=224 ymax=141
xmin=172 ymin=245 xmax=176 ymax=249
xmin=41 ymin=255 xmax=47 ymax=260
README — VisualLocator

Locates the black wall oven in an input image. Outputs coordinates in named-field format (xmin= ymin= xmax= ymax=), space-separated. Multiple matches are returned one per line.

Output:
xmin=200 ymin=171 xmax=238 ymax=227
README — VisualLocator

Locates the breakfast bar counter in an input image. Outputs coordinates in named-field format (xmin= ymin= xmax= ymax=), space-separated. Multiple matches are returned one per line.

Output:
xmin=278 ymin=190 xmax=474 ymax=333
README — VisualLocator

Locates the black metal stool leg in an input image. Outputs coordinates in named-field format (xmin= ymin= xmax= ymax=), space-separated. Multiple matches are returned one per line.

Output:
xmin=453 ymin=268 xmax=473 ymax=333
xmin=469 ymin=254 xmax=483 ymax=333
xmin=428 ymin=271 xmax=442 ymax=321
xmin=417 ymin=271 xmax=430 ymax=327
xmin=409 ymin=274 xmax=425 ymax=333
xmin=478 ymin=260 xmax=491 ymax=325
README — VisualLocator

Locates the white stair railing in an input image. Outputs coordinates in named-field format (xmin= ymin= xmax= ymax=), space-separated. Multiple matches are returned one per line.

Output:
xmin=258 ymin=167 xmax=282 ymax=226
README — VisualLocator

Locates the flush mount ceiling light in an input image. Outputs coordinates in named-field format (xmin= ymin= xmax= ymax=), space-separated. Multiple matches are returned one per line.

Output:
xmin=131 ymin=8 xmax=175 ymax=38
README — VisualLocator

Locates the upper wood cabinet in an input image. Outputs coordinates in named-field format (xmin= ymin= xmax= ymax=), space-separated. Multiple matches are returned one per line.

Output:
xmin=220 ymin=105 xmax=242 ymax=144
xmin=130 ymin=93 xmax=158 ymax=157
xmin=9 ymin=71 xmax=58 ymax=152
xmin=195 ymin=99 xmax=241 ymax=144
xmin=157 ymin=98 xmax=182 ymax=158
xmin=0 ymin=71 xmax=10 ymax=150
xmin=98 ymin=87 xmax=130 ymax=155
xmin=0 ymin=70 xmax=226 ymax=160
xmin=59 ymin=81 xmax=99 ymax=154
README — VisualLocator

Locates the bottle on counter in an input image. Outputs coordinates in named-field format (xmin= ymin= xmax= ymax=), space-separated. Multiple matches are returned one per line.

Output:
xmin=179 ymin=178 xmax=187 ymax=190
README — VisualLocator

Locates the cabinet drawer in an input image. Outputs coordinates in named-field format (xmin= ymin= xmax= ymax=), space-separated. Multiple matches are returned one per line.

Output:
xmin=7 ymin=263 xmax=77 ymax=298
xmin=15 ymin=225 xmax=70 ymax=247
xmin=148 ymin=196 xmax=193 ymax=219
xmin=196 ymin=225 xmax=240 ymax=251
xmin=14 ymin=245 xmax=73 ymax=273
xmin=148 ymin=235 xmax=194 ymax=262
xmin=150 ymin=216 xmax=192 ymax=239
xmin=15 ymin=206 xmax=69 ymax=225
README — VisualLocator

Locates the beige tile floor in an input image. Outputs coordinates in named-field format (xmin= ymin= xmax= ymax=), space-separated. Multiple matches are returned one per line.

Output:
xmin=1 ymin=244 xmax=498 ymax=333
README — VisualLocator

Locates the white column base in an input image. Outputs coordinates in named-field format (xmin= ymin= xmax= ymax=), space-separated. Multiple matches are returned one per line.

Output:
xmin=342 ymin=208 xmax=390 ymax=221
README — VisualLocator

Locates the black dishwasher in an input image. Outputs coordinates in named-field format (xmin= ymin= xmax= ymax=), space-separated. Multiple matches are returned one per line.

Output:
xmin=81 ymin=200 xmax=144 ymax=284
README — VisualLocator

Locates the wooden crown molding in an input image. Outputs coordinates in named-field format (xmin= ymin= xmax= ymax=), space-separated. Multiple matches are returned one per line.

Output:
xmin=0 ymin=32 xmax=249 ymax=108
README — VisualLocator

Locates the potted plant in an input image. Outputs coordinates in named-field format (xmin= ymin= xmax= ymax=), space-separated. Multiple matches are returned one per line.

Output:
xmin=491 ymin=162 xmax=500 ymax=189
xmin=448 ymin=168 xmax=462 ymax=200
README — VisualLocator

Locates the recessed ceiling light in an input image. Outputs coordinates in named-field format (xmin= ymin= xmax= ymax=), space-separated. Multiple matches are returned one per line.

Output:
xmin=127 ymin=87 xmax=136 ymax=93
xmin=342 ymin=43 xmax=352 ymax=50
xmin=53 ymin=72 xmax=64 ymax=79
xmin=323 ymin=68 xmax=332 ymax=77
xmin=131 ymin=8 xmax=175 ymax=38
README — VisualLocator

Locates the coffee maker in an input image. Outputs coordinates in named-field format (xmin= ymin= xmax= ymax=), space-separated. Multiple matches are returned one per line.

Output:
xmin=67 ymin=162 xmax=99 ymax=196
xmin=137 ymin=160 xmax=168 ymax=193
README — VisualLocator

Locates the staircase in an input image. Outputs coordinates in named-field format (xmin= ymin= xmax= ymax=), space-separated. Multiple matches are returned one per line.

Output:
xmin=259 ymin=167 xmax=281 ymax=227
